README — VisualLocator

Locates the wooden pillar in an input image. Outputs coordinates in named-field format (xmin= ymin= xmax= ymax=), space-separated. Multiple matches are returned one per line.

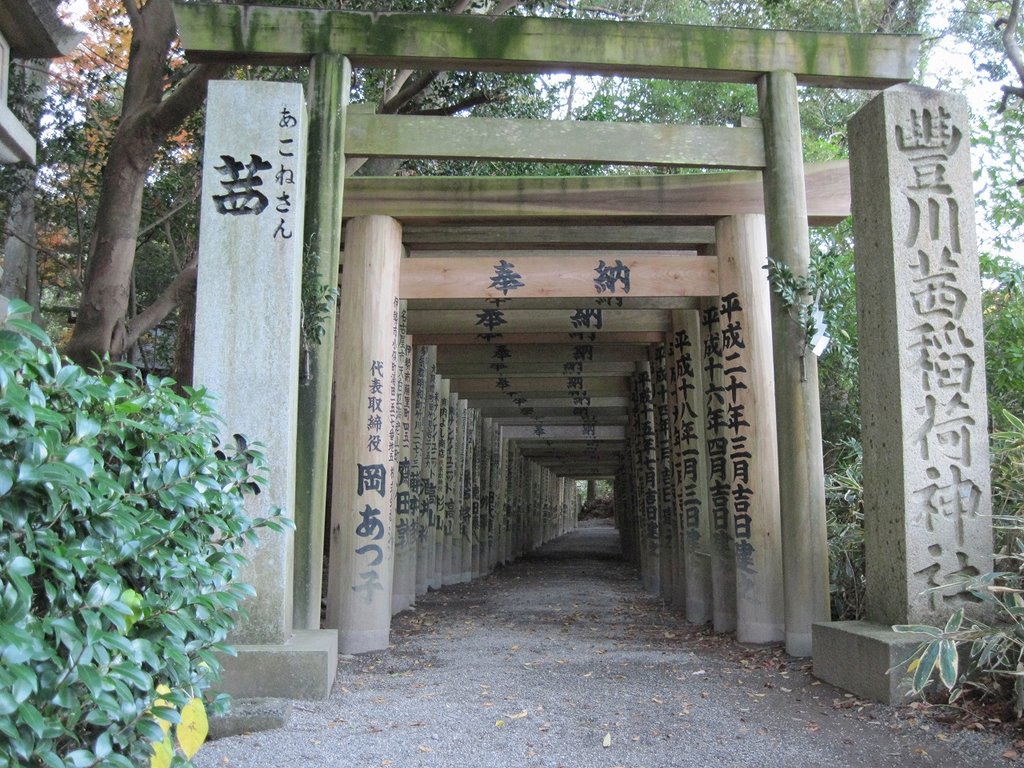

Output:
xmin=701 ymin=297 xmax=737 ymax=632
xmin=634 ymin=361 xmax=661 ymax=595
xmin=432 ymin=378 xmax=450 ymax=589
xmin=326 ymin=214 xmax=402 ymax=654
xmin=670 ymin=309 xmax=713 ymax=624
xmin=715 ymin=214 xmax=785 ymax=644
xmin=759 ymin=71 xmax=830 ymax=656
xmin=294 ymin=54 xmax=350 ymax=631
xmin=652 ymin=343 xmax=679 ymax=603
xmin=412 ymin=345 xmax=434 ymax=597
xmin=391 ymin=312 xmax=415 ymax=615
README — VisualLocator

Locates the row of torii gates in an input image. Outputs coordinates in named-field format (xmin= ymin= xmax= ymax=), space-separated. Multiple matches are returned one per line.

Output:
xmin=175 ymin=3 xmax=993 ymax=705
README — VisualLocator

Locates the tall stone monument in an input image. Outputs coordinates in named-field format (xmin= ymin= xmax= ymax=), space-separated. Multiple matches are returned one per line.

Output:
xmin=813 ymin=85 xmax=993 ymax=702
xmin=194 ymin=80 xmax=337 ymax=699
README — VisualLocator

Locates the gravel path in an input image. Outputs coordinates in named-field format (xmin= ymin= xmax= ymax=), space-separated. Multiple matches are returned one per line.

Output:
xmin=196 ymin=521 xmax=1020 ymax=768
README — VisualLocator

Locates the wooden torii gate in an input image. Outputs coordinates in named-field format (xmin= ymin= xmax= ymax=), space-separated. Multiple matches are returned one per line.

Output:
xmin=174 ymin=2 xmax=922 ymax=702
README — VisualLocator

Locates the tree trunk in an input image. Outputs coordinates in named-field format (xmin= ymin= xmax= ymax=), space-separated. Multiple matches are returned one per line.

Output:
xmin=1 ymin=60 xmax=48 ymax=324
xmin=65 ymin=0 xmax=226 ymax=367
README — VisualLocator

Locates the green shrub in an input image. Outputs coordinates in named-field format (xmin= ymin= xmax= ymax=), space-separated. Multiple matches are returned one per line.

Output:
xmin=0 ymin=301 xmax=287 ymax=767
xmin=825 ymin=439 xmax=866 ymax=621
xmin=895 ymin=411 xmax=1024 ymax=715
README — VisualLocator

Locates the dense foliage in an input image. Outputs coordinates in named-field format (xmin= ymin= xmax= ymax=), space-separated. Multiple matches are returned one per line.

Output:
xmin=0 ymin=302 xmax=286 ymax=767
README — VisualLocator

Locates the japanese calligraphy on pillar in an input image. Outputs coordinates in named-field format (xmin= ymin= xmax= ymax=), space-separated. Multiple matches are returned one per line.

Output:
xmin=702 ymin=305 xmax=731 ymax=556
xmin=719 ymin=292 xmax=756 ymax=586
xmin=896 ymin=102 xmax=990 ymax=607
xmin=209 ymin=101 xmax=303 ymax=245
xmin=672 ymin=325 xmax=703 ymax=544
xmin=353 ymin=359 xmax=389 ymax=605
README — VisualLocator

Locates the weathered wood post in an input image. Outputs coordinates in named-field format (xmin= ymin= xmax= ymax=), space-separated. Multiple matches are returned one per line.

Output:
xmin=195 ymin=80 xmax=336 ymax=698
xmin=392 ymin=318 xmax=415 ymax=614
xmin=759 ymin=70 xmax=830 ymax=657
xmin=670 ymin=309 xmax=714 ymax=624
xmin=814 ymin=85 xmax=993 ymax=702
xmin=326 ymin=215 xmax=402 ymax=654
xmin=431 ymin=377 xmax=450 ymax=590
xmin=652 ymin=343 xmax=679 ymax=603
xmin=411 ymin=345 xmax=433 ymax=597
xmin=294 ymin=55 xmax=350 ymax=632
xmin=700 ymin=297 xmax=737 ymax=632
xmin=634 ymin=360 xmax=661 ymax=595
xmin=715 ymin=214 xmax=785 ymax=644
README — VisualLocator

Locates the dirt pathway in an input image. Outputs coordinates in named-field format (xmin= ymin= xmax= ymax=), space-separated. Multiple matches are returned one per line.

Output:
xmin=196 ymin=521 xmax=1019 ymax=768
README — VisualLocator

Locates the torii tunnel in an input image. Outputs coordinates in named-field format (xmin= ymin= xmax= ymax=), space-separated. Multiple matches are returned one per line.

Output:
xmin=177 ymin=3 xmax=994 ymax=706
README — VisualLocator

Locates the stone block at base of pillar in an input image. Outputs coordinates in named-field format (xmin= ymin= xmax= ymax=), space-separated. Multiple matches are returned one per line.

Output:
xmin=339 ymin=627 xmax=390 ymax=655
xmin=812 ymin=620 xmax=929 ymax=704
xmin=208 ymin=698 xmax=292 ymax=739
xmin=217 ymin=629 xmax=338 ymax=700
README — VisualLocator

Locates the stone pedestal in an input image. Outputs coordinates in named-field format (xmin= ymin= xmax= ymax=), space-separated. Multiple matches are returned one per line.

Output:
xmin=813 ymin=85 xmax=993 ymax=702
xmin=194 ymin=80 xmax=337 ymax=698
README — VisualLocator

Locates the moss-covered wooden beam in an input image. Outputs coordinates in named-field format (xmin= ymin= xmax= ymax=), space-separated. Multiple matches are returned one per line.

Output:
xmin=399 ymin=225 xmax=717 ymax=251
xmin=173 ymin=3 xmax=917 ymax=88
xmin=399 ymin=253 xmax=717 ymax=300
xmin=343 ymin=161 xmax=850 ymax=226
xmin=347 ymin=110 xmax=764 ymax=168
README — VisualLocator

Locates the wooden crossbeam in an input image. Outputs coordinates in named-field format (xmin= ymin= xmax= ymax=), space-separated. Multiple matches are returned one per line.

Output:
xmin=173 ymin=3 xmax=917 ymax=88
xmin=437 ymin=361 xmax=637 ymax=377
xmin=400 ymin=225 xmax=716 ymax=250
xmin=407 ymin=308 xmax=670 ymax=334
xmin=413 ymin=332 xmax=665 ymax=345
xmin=343 ymin=162 xmax=851 ymax=225
xmin=436 ymin=344 xmax=649 ymax=364
xmin=448 ymin=376 xmax=629 ymax=395
xmin=400 ymin=253 xmax=717 ymax=300
xmin=407 ymin=297 xmax=702 ymax=310
xmin=347 ymin=111 xmax=764 ymax=169
xmin=502 ymin=425 xmax=625 ymax=439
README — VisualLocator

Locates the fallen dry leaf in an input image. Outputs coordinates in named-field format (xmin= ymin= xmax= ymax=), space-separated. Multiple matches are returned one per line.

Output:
xmin=509 ymin=710 xmax=528 ymax=720
xmin=1003 ymin=750 xmax=1020 ymax=760
xmin=418 ymin=746 xmax=432 ymax=753
xmin=602 ymin=733 xmax=612 ymax=748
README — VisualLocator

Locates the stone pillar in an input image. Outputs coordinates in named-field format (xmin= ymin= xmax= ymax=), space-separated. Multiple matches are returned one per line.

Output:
xmin=759 ymin=70 xmax=830 ymax=657
xmin=294 ymin=55 xmax=350 ymax=632
xmin=700 ymin=298 xmax=737 ymax=633
xmin=715 ymin=215 xmax=785 ymax=644
xmin=326 ymin=215 xmax=402 ymax=654
xmin=195 ymin=80 xmax=335 ymax=698
xmin=814 ymin=86 xmax=993 ymax=702
xmin=670 ymin=309 xmax=713 ymax=624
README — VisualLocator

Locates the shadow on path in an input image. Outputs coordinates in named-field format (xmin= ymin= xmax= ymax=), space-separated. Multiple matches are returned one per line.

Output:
xmin=196 ymin=521 xmax=1016 ymax=768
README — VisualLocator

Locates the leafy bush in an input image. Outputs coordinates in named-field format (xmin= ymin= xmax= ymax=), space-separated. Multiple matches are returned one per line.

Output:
xmin=825 ymin=439 xmax=866 ymax=621
xmin=0 ymin=302 xmax=287 ymax=767
xmin=895 ymin=411 xmax=1024 ymax=715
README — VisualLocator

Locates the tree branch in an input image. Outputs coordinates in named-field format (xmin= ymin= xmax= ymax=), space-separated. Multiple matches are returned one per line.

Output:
xmin=997 ymin=0 xmax=1024 ymax=92
xmin=151 ymin=61 xmax=229 ymax=135
xmin=120 ymin=259 xmax=197 ymax=353
xmin=383 ymin=71 xmax=441 ymax=113
xmin=416 ymin=91 xmax=498 ymax=116
xmin=122 ymin=0 xmax=143 ymax=29
xmin=136 ymin=187 xmax=200 ymax=242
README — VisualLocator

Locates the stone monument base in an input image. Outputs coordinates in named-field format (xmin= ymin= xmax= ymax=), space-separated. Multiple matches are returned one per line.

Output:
xmin=217 ymin=629 xmax=338 ymax=700
xmin=812 ymin=620 xmax=930 ymax=704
